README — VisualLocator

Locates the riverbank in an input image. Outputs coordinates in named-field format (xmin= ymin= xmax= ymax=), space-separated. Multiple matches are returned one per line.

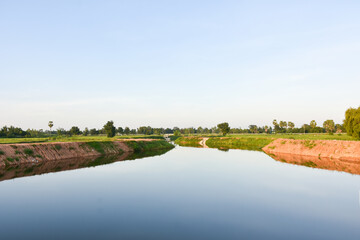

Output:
xmin=263 ymin=138 xmax=360 ymax=161
xmin=0 ymin=140 xmax=174 ymax=167
xmin=175 ymin=136 xmax=360 ymax=163
xmin=174 ymin=136 xmax=273 ymax=150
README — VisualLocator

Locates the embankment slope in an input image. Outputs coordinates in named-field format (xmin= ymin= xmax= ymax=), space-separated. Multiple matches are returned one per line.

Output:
xmin=263 ymin=138 xmax=360 ymax=161
xmin=0 ymin=140 xmax=174 ymax=167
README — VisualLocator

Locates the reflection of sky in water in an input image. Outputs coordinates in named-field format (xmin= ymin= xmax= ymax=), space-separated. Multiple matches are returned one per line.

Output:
xmin=1 ymin=146 xmax=360 ymax=240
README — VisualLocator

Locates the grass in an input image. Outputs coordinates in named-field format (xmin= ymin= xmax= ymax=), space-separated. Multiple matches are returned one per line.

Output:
xmin=54 ymin=144 xmax=62 ymax=150
xmin=174 ymin=133 xmax=357 ymax=151
xmin=125 ymin=140 xmax=174 ymax=153
xmin=303 ymin=140 xmax=317 ymax=149
xmin=301 ymin=161 xmax=318 ymax=168
xmin=23 ymin=149 xmax=34 ymax=155
xmin=174 ymin=137 xmax=202 ymax=148
xmin=85 ymin=141 xmax=117 ymax=155
xmin=0 ymin=135 xmax=165 ymax=144
xmin=206 ymin=137 xmax=273 ymax=151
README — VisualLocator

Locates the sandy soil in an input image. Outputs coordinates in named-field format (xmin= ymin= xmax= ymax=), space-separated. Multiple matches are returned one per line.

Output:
xmin=263 ymin=138 xmax=360 ymax=161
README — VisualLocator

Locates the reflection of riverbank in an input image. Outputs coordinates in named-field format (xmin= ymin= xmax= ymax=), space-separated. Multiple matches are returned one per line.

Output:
xmin=267 ymin=152 xmax=360 ymax=175
xmin=0 ymin=148 xmax=172 ymax=182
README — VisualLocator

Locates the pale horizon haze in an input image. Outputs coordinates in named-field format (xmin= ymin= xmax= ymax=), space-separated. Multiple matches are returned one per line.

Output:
xmin=1 ymin=0 xmax=360 ymax=130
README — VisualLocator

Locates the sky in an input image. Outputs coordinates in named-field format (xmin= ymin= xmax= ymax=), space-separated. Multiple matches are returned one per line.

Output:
xmin=1 ymin=0 xmax=360 ymax=130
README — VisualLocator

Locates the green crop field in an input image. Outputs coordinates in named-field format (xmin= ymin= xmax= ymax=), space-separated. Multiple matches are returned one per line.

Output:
xmin=0 ymin=135 xmax=164 ymax=144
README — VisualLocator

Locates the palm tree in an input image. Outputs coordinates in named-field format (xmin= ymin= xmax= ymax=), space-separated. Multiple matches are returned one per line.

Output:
xmin=48 ymin=121 xmax=54 ymax=136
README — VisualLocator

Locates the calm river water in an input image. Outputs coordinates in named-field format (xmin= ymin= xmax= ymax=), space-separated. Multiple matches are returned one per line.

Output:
xmin=1 ymin=145 xmax=360 ymax=239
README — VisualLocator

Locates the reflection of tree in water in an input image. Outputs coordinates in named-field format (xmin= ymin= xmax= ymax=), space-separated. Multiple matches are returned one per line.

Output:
xmin=0 ymin=148 xmax=172 ymax=182
xmin=267 ymin=152 xmax=360 ymax=175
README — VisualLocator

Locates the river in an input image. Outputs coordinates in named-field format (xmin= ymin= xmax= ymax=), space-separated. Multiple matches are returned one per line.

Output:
xmin=1 ymin=145 xmax=360 ymax=239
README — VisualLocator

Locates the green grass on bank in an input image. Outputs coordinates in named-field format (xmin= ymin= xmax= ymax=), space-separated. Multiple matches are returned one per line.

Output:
xmin=175 ymin=133 xmax=358 ymax=151
xmin=224 ymin=133 xmax=356 ymax=141
xmin=174 ymin=137 xmax=203 ymax=148
xmin=206 ymin=137 xmax=273 ymax=151
xmin=0 ymin=135 xmax=165 ymax=144
xmin=125 ymin=140 xmax=174 ymax=153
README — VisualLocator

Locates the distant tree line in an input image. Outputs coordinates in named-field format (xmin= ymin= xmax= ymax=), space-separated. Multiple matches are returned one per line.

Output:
xmin=2 ymin=107 xmax=360 ymax=139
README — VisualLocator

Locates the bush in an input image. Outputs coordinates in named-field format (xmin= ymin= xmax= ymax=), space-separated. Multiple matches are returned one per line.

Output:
xmin=23 ymin=148 xmax=34 ymax=155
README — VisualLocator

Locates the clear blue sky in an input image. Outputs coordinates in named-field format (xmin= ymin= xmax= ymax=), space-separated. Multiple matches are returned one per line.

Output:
xmin=1 ymin=0 xmax=359 ymax=130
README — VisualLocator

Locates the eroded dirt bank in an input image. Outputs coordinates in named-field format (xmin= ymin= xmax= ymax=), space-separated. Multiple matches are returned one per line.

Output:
xmin=0 ymin=140 xmax=173 ymax=168
xmin=263 ymin=139 xmax=360 ymax=161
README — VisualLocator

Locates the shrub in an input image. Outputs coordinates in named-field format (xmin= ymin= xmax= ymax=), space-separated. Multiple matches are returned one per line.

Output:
xmin=0 ymin=150 xmax=4 ymax=155
xmin=23 ymin=148 xmax=34 ymax=155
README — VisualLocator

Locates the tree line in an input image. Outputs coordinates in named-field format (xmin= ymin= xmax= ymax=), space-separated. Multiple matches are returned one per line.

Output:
xmin=1 ymin=107 xmax=359 ymax=139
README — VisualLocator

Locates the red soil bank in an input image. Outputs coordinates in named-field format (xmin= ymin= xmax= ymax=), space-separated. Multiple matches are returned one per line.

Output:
xmin=263 ymin=138 xmax=360 ymax=161
xmin=0 ymin=141 xmax=136 ymax=167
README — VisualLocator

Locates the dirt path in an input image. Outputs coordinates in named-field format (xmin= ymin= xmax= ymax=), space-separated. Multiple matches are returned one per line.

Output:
xmin=199 ymin=138 xmax=209 ymax=148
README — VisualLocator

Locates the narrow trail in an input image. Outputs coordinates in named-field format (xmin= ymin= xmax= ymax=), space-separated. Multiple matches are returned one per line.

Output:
xmin=199 ymin=138 xmax=209 ymax=148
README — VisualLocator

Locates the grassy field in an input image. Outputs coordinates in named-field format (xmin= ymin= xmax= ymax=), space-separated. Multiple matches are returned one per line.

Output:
xmin=175 ymin=133 xmax=358 ymax=151
xmin=0 ymin=135 xmax=164 ymax=144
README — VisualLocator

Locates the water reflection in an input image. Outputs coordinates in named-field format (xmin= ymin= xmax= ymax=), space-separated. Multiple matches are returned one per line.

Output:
xmin=0 ymin=148 xmax=172 ymax=182
xmin=267 ymin=152 xmax=360 ymax=175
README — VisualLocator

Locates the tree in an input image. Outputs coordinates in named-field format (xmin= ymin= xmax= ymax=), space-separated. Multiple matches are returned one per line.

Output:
xmin=69 ymin=126 xmax=81 ymax=136
xmin=83 ymin=127 xmax=89 ymax=136
xmin=344 ymin=107 xmax=360 ymax=139
xmin=288 ymin=122 xmax=295 ymax=129
xmin=117 ymin=127 xmax=124 ymax=135
xmin=323 ymin=120 xmax=335 ymax=134
xmin=217 ymin=122 xmax=230 ymax=136
xmin=279 ymin=121 xmax=287 ymax=129
xmin=90 ymin=128 xmax=98 ymax=136
xmin=249 ymin=125 xmax=257 ymax=133
xmin=104 ymin=121 xmax=116 ymax=138
xmin=310 ymin=120 xmax=317 ymax=129
xmin=124 ymin=127 xmax=130 ymax=135
xmin=48 ymin=121 xmax=54 ymax=135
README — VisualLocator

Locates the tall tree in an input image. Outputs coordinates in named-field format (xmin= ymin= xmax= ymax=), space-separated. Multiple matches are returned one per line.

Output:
xmin=69 ymin=126 xmax=81 ymax=136
xmin=310 ymin=120 xmax=317 ymax=129
xmin=83 ymin=127 xmax=89 ymax=136
xmin=344 ymin=107 xmax=360 ymax=139
xmin=104 ymin=121 xmax=116 ymax=138
xmin=217 ymin=122 xmax=230 ymax=136
xmin=288 ymin=122 xmax=295 ymax=129
xmin=323 ymin=120 xmax=335 ymax=134
xmin=48 ymin=121 xmax=54 ymax=134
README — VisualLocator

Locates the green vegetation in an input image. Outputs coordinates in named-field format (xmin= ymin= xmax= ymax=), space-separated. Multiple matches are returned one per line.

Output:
xmin=104 ymin=121 xmax=116 ymax=138
xmin=0 ymin=150 xmax=4 ymax=155
xmin=175 ymin=132 xmax=357 ymax=151
xmin=85 ymin=141 xmax=117 ymax=155
xmin=323 ymin=120 xmax=335 ymax=134
xmin=206 ymin=137 xmax=273 ymax=151
xmin=174 ymin=137 xmax=202 ymax=147
xmin=6 ymin=157 xmax=14 ymax=162
xmin=54 ymin=144 xmax=62 ymax=150
xmin=303 ymin=140 xmax=317 ymax=149
xmin=344 ymin=106 xmax=360 ymax=139
xmin=23 ymin=149 xmax=34 ymax=155
xmin=217 ymin=122 xmax=230 ymax=136
xmin=301 ymin=161 xmax=317 ymax=168
xmin=125 ymin=140 xmax=174 ymax=153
